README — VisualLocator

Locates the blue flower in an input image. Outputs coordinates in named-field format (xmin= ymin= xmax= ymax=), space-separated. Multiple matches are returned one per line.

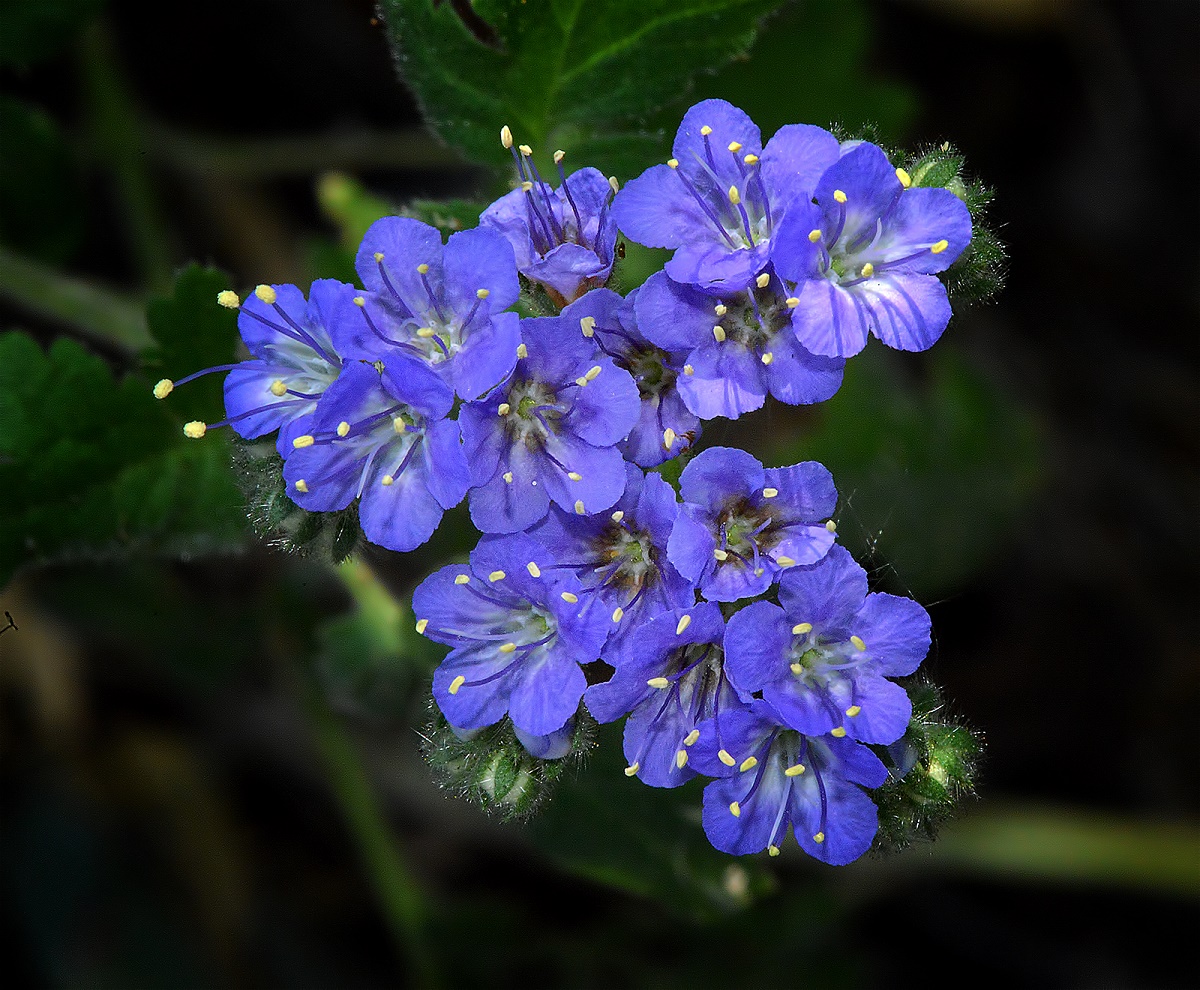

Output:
xmin=338 ymin=217 xmax=521 ymax=400
xmin=481 ymin=137 xmax=618 ymax=305
xmin=529 ymin=464 xmax=695 ymax=656
xmin=555 ymin=287 xmax=700 ymax=467
xmin=612 ymin=99 xmax=840 ymax=290
xmin=158 ymin=281 xmax=350 ymax=454
xmin=281 ymin=356 xmax=469 ymax=552
xmin=459 ymin=313 xmax=642 ymax=534
xmin=723 ymin=544 xmax=930 ymax=743
xmin=415 ymin=533 xmax=611 ymax=739
xmin=689 ymin=698 xmax=888 ymax=863
xmin=666 ymin=447 xmax=838 ymax=602
xmin=586 ymin=604 xmax=738 ymax=788
xmin=772 ymin=142 xmax=972 ymax=358
xmin=634 ymin=269 xmax=844 ymax=421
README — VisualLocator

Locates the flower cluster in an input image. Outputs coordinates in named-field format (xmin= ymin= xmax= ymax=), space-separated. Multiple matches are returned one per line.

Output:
xmin=158 ymin=99 xmax=972 ymax=865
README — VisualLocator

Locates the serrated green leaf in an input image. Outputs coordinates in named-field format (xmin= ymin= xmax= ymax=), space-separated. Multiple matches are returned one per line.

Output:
xmin=379 ymin=0 xmax=785 ymax=180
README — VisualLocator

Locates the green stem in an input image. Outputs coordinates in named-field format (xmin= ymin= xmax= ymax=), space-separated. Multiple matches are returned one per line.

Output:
xmin=0 ymin=244 xmax=151 ymax=353
xmin=301 ymin=671 xmax=440 ymax=987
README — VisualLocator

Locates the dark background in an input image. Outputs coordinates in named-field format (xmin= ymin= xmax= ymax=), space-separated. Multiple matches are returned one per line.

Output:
xmin=1 ymin=0 xmax=1197 ymax=987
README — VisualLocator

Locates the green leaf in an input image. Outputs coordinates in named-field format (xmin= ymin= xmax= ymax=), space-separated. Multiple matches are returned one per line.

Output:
xmin=379 ymin=0 xmax=785 ymax=180
xmin=0 ymin=329 xmax=246 ymax=587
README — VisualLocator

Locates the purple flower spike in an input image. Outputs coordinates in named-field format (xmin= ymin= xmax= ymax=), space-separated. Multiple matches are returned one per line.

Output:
xmin=340 ymin=218 xmax=521 ymax=400
xmin=613 ymin=99 xmax=839 ymax=291
xmin=459 ymin=314 xmax=641 ymax=534
xmin=772 ymin=142 xmax=972 ymax=358
xmin=724 ymin=544 xmax=930 ymax=743
xmin=636 ymin=270 xmax=844 ymax=421
xmin=481 ymin=140 xmax=618 ymax=305
xmin=586 ymin=604 xmax=738 ymax=788
xmin=530 ymin=464 xmax=696 ymax=657
xmin=281 ymin=356 xmax=469 ymax=552
xmin=416 ymin=533 xmax=611 ymax=738
xmin=690 ymin=698 xmax=888 ymax=864
xmin=667 ymin=447 xmax=838 ymax=602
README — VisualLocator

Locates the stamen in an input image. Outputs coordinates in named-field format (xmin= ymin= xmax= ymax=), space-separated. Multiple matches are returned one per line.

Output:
xmin=850 ymin=635 xmax=866 ymax=651
xmin=739 ymin=756 xmax=758 ymax=772
xmin=761 ymin=352 xmax=774 ymax=365
xmin=612 ymin=607 xmax=624 ymax=623
xmin=785 ymin=763 xmax=805 ymax=776
xmin=663 ymin=428 xmax=676 ymax=450
xmin=574 ymin=500 xmax=586 ymax=515
xmin=154 ymin=379 xmax=173 ymax=399
xmin=454 ymin=574 xmax=470 ymax=584
xmin=676 ymin=750 xmax=688 ymax=769
xmin=526 ymin=561 xmax=541 ymax=577
xmin=792 ymin=622 xmax=813 ymax=635
xmin=294 ymin=479 xmax=308 ymax=493
xmin=755 ymin=272 xmax=770 ymax=289
xmin=895 ymin=166 xmax=912 ymax=188
xmin=497 ymin=402 xmax=511 ymax=415
xmin=830 ymin=727 xmax=847 ymax=737
xmin=718 ymin=749 xmax=736 ymax=767
xmin=183 ymin=421 xmax=206 ymax=439
xmin=846 ymin=705 xmax=861 ymax=717
xmin=930 ymin=239 xmax=949 ymax=254
xmin=683 ymin=364 xmax=694 ymax=376
xmin=762 ymin=487 xmax=779 ymax=498
xmin=610 ymin=510 xmax=625 ymax=523
xmin=488 ymin=570 xmax=506 ymax=582
xmin=825 ymin=520 xmax=837 ymax=532
xmin=449 ymin=675 xmax=466 ymax=695
xmin=516 ymin=343 xmax=528 ymax=359
xmin=580 ymin=316 xmax=596 ymax=337
xmin=560 ymin=591 xmax=578 ymax=603
xmin=415 ymin=618 xmax=429 ymax=635
xmin=684 ymin=729 xmax=700 ymax=746
xmin=729 ymin=801 xmax=741 ymax=817
xmin=712 ymin=325 xmax=726 ymax=342
xmin=500 ymin=125 xmax=513 ymax=149
xmin=675 ymin=614 xmax=692 ymax=636
xmin=833 ymin=189 xmax=847 ymax=204
xmin=624 ymin=763 xmax=640 ymax=777
xmin=647 ymin=676 xmax=670 ymax=689
xmin=217 ymin=290 xmax=240 ymax=309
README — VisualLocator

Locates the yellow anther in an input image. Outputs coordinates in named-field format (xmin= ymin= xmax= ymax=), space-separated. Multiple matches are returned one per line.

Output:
xmin=337 ymin=421 xmax=351 ymax=438
xmin=768 ymin=844 xmax=780 ymax=857
xmin=714 ymin=549 xmax=729 ymax=561
xmin=448 ymin=675 xmax=466 ymax=695
xmin=761 ymin=352 xmax=774 ymax=365
xmin=792 ymin=622 xmax=813 ymax=635
xmin=416 ymin=327 xmax=436 ymax=338
xmin=518 ymin=144 xmax=533 ymax=156
xmin=743 ymin=153 xmax=759 ymax=165
xmin=415 ymin=618 xmax=428 ymax=635
xmin=675 ymin=614 xmax=692 ymax=636
xmin=476 ymin=288 xmax=490 ymax=299
xmin=785 ymin=763 xmax=805 ymax=777
xmin=610 ymin=510 xmax=625 ymax=523
xmin=807 ymin=228 xmax=823 ymax=244
xmin=381 ymin=475 xmax=395 ymax=486
xmin=488 ymin=570 xmax=506 ymax=582
xmin=684 ymin=729 xmax=700 ymax=746
xmin=931 ymin=239 xmax=949 ymax=254
xmin=416 ymin=263 xmax=430 ymax=275
xmin=270 ymin=380 xmax=288 ymax=396
xmin=454 ymin=574 xmax=470 ymax=585
xmin=574 ymin=500 xmax=586 ymax=515
xmin=580 ymin=316 xmax=596 ymax=337
xmin=294 ymin=479 xmax=309 ymax=493
xmin=567 ymin=471 xmax=583 ymax=482
xmin=718 ymin=749 xmax=736 ymax=767
xmin=292 ymin=434 xmax=315 ymax=448
xmin=763 ymin=487 xmax=779 ymax=499
xmin=825 ymin=519 xmax=837 ymax=532
xmin=728 ymin=185 xmax=741 ymax=206
xmin=216 ymin=289 xmax=240 ymax=309
xmin=813 ymin=831 xmax=825 ymax=844
xmin=393 ymin=417 xmax=406 ymax=434
xmin=700 ymin=125 xmax=713 ymax=136
xmin=503 ymin=471 xmax=514 ymax=483
xmin=575 ymin=376 xmax=589 ymax=387
xmin=714 ymin=302 xmax=728 ymax=316
xmin=756 ymin=272 xmax=771 ymax=288
xmin=754 ymin=567 xmax=765 ymax=577
xmin=497 ymin=402 xmax=511 ymax=416
xmin=663 ymin=427 xmax=676 ymax=450
xmin=521 ymin=180 xmax=534 ymax=192
xmin=850 ymin=635 xmax=867 ymax=651
xmin=585 ymin=364 xmax=602 ymax=381
xmin=516 ymin=343 xmax=528 ymax=359
xmin=499 ymin=642 xmax=517 ymax=653
xmin=896 ymin=166 xmax=912 ymax=188
xmin=712 ymin=325 xmax=726 ymax=343
xmin=608 ymin=176 xmax=619 ymax=194
xmin=861 ymin=262 xmax=875 ymax=279
xmin=676 ymin=750 xmax=688 ymax=769
xmin=500 ymin=125 xmax=513 ymax=148
xmin=647 ymin=676 xmax=670 ymax=689
xmin=353 ymin=296 xmax=366 ymax=307
xmin=254 ymin=284 xmax=277 ymax=304
xmin=561 ymin=592 xmax=579 ymax=604
xmin=553 ymin=149 xmax=565 ymax=164
xmin=790 ymin=662 xmax=804 ymax=675
xmin=153 ymin=379 xmax=174 ymax=399
xmin=526 ymin=561 xmax=541 ymax=577
xmin=612 ymin=607 xmax=624 ymax=623
xmin=776 ymin=555 xmax=796 ymax=567
xmin=729 ymin=801 xmax=741 ymax=818
xmin=373 ymin=252 xmax=385 ymax=262
xmin=739 ymin=756 xmax=758 ymax=773
xmin=846 ymin=705 xmax=861 ymax=717
xmin=624 ymin=762 xmax=640 ymax=777
xmin=683 ymin=364 xmax=694 ymax=376
xmin=941 ymin=140 xmax=951 ymax=151
xmin=833 ymin=189 xmax=847 ymax=204
xmin=830 ymin=727 xmax=847 ymax=738
xmin=727 ymin=141 xmax=742 ymax=152
xmin=667 ymin=158 xmax=679 ymax=169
